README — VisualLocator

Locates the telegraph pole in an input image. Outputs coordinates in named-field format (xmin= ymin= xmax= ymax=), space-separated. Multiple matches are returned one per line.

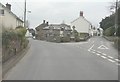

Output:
xmin=24 ymin=0 xmax=26 ymax=28
xmin=115 ymin=0 xmax=118 ymax=36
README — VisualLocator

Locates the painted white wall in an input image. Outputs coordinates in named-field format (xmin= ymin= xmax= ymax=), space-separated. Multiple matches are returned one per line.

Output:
xmin=0 ymin=4 xmax=23 ymax=29
xmin=71 ymin=16 xmax=92 ymax=34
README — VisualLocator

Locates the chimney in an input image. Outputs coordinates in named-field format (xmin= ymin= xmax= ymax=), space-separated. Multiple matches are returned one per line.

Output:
xmin=80 ymin=11 xmax=83 ymax=17
xmin=46 ymin=22 xmax=49 ymax=26
xmin=6 ymin=3 xmax=11 ymax=11
xmin=43 ymin=20 xmax=45 ymax=24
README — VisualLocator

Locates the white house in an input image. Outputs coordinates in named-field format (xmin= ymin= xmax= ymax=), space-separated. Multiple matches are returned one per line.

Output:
xmin=0 ymin=3 xmax=23 ymax=29
xmin=71 ymin=11 xmax=93 ymax=36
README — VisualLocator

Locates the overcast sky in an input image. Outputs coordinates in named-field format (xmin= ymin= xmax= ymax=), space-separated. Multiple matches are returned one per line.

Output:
xmin=1 ymin=0 xmax=116 ymax=28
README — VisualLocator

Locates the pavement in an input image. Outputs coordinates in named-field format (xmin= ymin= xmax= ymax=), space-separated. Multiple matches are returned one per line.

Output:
xmin=3 ymin=36 xmax=118 ymax=80
xmin=0 ymin=63 xmax=1 ymax=81
xmin=2 ymin=42 xmax=30 ymax=79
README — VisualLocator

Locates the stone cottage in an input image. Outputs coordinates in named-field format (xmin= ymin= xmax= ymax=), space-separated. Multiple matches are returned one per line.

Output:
xmin=35 ymin=20 xmax=49 ymax=40
xmin=35 ymin=20 xmax=72 ymax=42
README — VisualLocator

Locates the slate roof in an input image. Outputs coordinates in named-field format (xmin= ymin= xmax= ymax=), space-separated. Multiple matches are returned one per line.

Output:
xmin=71 ymin=16 xmax=92 ymax=26
xmin=43 ymin=23 xmax=72 ymax=31
xmin=36 ymin=23 xmax=49 ymax=30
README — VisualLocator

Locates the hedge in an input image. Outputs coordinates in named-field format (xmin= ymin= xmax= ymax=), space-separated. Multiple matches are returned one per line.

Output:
xmin=2 ymin=27 xmax=28 ymax=63
xmin=103 ymin=26 xmax=115 ymax=36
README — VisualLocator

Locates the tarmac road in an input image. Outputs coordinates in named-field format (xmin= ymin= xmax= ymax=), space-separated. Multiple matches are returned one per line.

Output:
xmin=4 ymin=36 xmax=118 ymax=80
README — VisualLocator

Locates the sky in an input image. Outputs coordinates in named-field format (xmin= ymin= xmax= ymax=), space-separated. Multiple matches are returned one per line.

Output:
xmin=0 ymin=0 xmax=116 ymax=28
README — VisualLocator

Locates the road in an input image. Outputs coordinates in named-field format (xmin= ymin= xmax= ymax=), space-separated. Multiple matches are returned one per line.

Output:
xmin=4 ymin=36 xmax=118 ymax=80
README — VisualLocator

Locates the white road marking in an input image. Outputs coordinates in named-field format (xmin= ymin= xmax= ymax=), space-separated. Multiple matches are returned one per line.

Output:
xmin=116 ymin=63 xmax=120 ymax=66
xmin=97 ymin=51 xmax=102 ymax=53
xmin=88 ymin=44 xmax=118 ymax=64
xmin=89 ymin=44 xmax=94 ymax=50
xmin=98 ymin=45 xmax=109 ymax=49
xmin=96 ymin=53 xmax=100 ymax=56
xmin=108 ymin=59 xmax=115 ymax=63
xmin=88 ymin=49 xmax=90 ymax=52
xmin=92 ymin=52 xmax=95 ymax=53
xmin=91 ymin=49 xmax=96 ymax=52
xmin=115 ymin=59 xmax=120 ymax=62
xmin=108 ymin=56 xmax=114 ymax=59
xmin=101 ymin=56 xmax=107 ymax=59
xmin=102 ymin=53 xmax=107 ymax=56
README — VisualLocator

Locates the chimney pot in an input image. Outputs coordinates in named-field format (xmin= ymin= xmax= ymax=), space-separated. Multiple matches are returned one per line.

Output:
xmin=43 ymin=20 xmax=45 ymax=24
xmin=46 ymin=22 xmax=49 ymax=25
xmin=80 ymin=11 xmax=83 ymax=17
xmin=6 ymin=3 xmax=11 ymax=11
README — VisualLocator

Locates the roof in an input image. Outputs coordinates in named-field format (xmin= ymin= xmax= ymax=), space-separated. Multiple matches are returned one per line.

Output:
xmin=43 ymin=23 xmax=72 ymax=30
xmin=71 ymin=16 xmax=92 ymax=26
xmin=35 ymin=23 xmax=48 ymax=30
xmin=0 ymin=3 xmax=23 ymax=22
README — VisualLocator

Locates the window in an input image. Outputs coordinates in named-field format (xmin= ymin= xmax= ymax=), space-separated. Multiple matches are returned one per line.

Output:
xmin=0 ymin=9 xmax=4 ymax=15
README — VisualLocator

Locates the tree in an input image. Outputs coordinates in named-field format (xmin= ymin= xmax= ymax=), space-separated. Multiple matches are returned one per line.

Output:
xmin=99 ymin=1 xmax=120 ymax=36
xmin=99 ymin=15 xmax=115 ymax=30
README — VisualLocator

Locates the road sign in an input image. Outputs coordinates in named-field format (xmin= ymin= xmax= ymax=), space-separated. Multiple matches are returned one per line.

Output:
xmin=98 ymin=45 xmax=109 ymax=49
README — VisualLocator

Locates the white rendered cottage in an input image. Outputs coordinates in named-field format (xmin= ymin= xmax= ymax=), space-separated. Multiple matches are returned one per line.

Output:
xmin=0 ymin=3 xmax=23 ymax=29
xmin=71 ymin=11 xmax=93 ymax=36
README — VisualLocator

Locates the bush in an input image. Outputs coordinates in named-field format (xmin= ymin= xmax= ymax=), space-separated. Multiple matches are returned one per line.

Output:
xmin=16 ymin=26 xmax=24 ymax=29
xmin=79 ymin=33 xmax=89 ymax=41
xmin=79 ymin=33 xmax=89 ymax=38
xmin=75 ymin=36 xmax=80 ymax=42
xmin=2 ymin=29 xmax=17 ymax=48
xmin=61 ymin=37 xmax=70 ymax=42
xmin=2 ymin=27 xmax=28 ymax=63
xmin=104 ymin=26 xmax=115 ymax=36
xmin=16 ymin=27 xmax=27 ymax=37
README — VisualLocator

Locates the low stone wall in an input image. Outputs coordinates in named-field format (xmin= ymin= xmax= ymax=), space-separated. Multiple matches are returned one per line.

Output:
xmin=2 ymin=39 xmax=29 ymax=63
xmin=103 ymin=36 xmax=115 ymax=42
xmin=2 ymin=28 xmax=28 ymax=63
xmin=3 ymin=42 xmax=30 ymax=78
xmin=103 ymin=36 xmax=120 ymax=50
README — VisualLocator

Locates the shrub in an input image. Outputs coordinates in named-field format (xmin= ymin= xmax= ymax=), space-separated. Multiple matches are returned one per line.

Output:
xmin=61 ymin=37 xmax=70 ymax=42
xmin=2 ymin=27 xmax=28 ymax=63
xmin=2 ymin=29 xmax=17 ymax=48
xmin=79 ymin=33 xmax=89 ymax=41
xmin=79 ymin=33 xmax=89 ymax=38
xmin=54 ymin=36 xmax=61 ymax=43
xmin=104 ymin=26 xmax=115 ymax=36
xmin=16 ymin=27 xmax=27 ymax=37
xmin=75 ymin=36 xmax=80 ymax=42
xmin=16 ymin=26 xmax=24 ymax=29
